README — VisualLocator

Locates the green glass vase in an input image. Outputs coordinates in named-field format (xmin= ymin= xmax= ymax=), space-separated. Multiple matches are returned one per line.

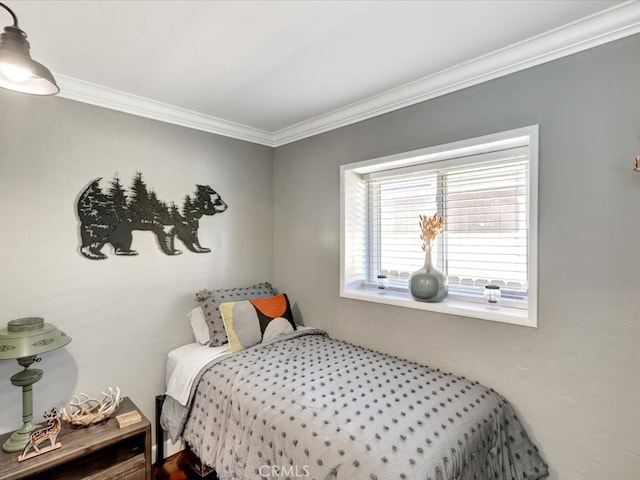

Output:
xmin=409 ymin=249 xmax=448 ymax=302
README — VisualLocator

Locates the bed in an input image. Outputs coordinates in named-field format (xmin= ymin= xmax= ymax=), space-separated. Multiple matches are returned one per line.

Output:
xmin=160 ymin=326 xmax=549 ymax=480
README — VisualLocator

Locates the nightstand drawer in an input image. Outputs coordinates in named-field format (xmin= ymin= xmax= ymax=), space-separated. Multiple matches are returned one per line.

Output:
xmin=82 ymin=454 xmax=145 ymax=480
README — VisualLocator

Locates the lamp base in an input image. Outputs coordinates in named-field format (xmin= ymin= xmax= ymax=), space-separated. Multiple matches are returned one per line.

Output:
xmin=3 ymin=359 xmax=43 ymax=452
xmin=2 ymin=422 xmax=35 ymax=453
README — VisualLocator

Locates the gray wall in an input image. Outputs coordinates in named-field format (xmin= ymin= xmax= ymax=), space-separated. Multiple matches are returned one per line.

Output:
xmin=0 ymin=92 xmax=274 ymax=438
xmin=274 ymin=35 xmax=640 ymax=479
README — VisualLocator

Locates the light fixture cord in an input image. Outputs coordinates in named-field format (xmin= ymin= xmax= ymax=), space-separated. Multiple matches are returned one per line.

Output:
xmin=0 ymin=2 xmax=19 ymax=27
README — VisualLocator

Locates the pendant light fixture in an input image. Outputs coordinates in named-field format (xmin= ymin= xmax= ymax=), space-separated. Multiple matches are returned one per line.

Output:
xmin=0 ymin=2 xmax=58 ymax=95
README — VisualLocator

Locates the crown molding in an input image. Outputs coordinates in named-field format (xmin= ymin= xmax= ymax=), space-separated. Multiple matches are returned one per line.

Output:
xmin=272 ymin=1 xmax=640 ymax=146
xmin=56 ymin=2 xmax=640 ymax=148
xmin=55 ymin=76 xmax=274 ymax=147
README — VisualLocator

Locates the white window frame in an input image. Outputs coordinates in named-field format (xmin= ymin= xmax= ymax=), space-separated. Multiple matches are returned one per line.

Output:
xmin=340 ymin=126 xmax=538 ymax=328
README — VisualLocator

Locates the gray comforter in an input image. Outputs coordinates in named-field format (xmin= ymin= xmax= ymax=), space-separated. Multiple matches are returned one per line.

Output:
xmin=164 ymin=329 xmax=548 ymax=480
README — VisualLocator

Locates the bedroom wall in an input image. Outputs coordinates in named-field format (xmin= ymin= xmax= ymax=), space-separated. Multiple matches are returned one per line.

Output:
xmin=273 ymin=34 xmax=640 ymax=480
xmin=0 ymin=92 xmax=274 ymax=441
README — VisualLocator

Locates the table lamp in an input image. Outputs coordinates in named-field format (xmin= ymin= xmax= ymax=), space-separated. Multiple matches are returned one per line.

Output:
xmin=0 ymin=317 xmax=71 ymax=452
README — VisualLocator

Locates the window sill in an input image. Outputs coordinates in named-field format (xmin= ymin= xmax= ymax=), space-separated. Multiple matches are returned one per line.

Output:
xmin=341 ymin=287 xmax=536 ymax=328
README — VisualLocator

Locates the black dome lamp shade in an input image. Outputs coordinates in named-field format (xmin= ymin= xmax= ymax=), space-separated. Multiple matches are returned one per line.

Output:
xmin=0 ymin=2 xmax=58 ymax=95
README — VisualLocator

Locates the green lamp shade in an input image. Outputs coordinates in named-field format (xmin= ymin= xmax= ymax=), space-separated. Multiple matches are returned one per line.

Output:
xmin=0 ymin=317 xmax=71 ymax=359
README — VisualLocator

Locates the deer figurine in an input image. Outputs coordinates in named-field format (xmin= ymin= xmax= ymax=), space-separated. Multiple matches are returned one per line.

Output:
xmin=18 ymin=408 xmax=62 ymax=461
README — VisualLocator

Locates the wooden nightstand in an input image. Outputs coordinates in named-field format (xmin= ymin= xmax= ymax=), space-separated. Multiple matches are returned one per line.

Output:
xmin=0 ymin=397 xmax=151 ymax=480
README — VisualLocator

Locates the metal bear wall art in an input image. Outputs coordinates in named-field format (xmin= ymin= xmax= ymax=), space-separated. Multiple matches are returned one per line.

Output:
xmin=77 ymin=172 xmax=228 ymax=260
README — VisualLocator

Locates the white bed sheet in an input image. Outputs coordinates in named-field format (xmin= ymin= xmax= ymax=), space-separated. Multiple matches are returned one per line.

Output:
xmin=165 ymin=342 xmax=230 ymax=406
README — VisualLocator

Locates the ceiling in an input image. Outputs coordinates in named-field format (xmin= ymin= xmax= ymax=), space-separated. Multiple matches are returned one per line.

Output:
xmin=6 ymin=1 xmax=640 ymax=146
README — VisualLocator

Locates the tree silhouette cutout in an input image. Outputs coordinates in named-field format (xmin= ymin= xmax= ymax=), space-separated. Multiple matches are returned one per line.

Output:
xmin=108 ymin=175 xmax=128 ymax=223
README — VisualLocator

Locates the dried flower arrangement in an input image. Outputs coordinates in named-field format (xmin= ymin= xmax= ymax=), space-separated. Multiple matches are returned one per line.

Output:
xmin=61 ymin=387 xmax=122 ymax=427
xmin=419 ymin=213 xmax=445 ymax=254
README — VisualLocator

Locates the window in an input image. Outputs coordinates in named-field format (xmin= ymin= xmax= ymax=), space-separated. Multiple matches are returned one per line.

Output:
xmin=340 ymin=126 xmax=538 ymax=327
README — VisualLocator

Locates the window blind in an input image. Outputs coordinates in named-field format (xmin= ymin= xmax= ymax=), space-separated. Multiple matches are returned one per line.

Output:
xmin=366 ymin=147 xmax=529 ymax=302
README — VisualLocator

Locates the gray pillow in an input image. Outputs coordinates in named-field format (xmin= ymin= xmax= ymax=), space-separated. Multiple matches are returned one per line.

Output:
xmin=195 ymin=282 xmax=276 ymax=346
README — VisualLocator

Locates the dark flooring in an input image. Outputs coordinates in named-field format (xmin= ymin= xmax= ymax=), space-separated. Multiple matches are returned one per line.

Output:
xmin=153 ymin=452 xmax=217 ymax=480
xmin=153 ymin=452 xmax=188 ymax=480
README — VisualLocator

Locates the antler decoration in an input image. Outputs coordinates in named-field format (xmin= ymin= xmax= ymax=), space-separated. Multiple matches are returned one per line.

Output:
xmin=419 ymin=213 xmax=445 ymax=254
xmin=61 ymin=387 xmax=122 ymax=427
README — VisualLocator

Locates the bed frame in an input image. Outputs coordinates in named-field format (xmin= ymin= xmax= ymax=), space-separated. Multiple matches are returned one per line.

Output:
xmin=155 ymin=393 xmax=215 ymax=479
